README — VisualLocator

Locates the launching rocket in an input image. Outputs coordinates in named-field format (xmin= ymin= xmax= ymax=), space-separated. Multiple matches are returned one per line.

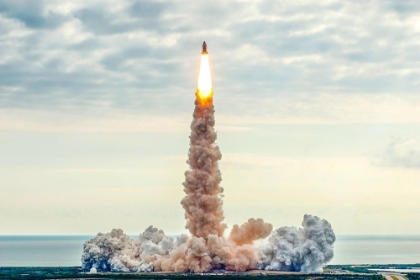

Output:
xmin=202 ymin=41 xmax=207 ymax=54
xmin=197 ymin=41 xmax=212 ymax=103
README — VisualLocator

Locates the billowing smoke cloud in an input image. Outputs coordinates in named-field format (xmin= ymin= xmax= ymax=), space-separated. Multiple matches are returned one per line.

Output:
xmin=81 ymin=55 xmax=336 ymax=273
xmin=81 ymin=226 xmax=179 ymax=272
xmin=81 ymin=215 xmax=334 ymax=273
xmin=258 ymin=215 xmax=336 ymax=273
xmin=81 ymin=222 xmax=273 ymax=273
xmin=229 ymin=218 xmax=273 ymax=246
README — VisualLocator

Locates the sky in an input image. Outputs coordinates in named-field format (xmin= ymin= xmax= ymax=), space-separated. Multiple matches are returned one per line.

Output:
xmin=1 ymin=0 xmax=420 ymax=235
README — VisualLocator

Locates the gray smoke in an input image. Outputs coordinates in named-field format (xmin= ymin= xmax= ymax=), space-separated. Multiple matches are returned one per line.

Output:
xmin=81 ymin=226 xmax=183 ymax=272
xmin=257 ymin=214 xmax=336 ymax=273
xmin=81 ymin=215 xmax=335 ymax=273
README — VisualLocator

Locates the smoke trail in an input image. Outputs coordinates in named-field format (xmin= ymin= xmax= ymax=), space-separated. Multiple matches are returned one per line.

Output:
xmin=181 ymin=94 xmax=226 ymax=238
xmin=258 ymin=214 xmax=336 ymax=273
xmin=81 ymin=43 xmax=336 ymax=273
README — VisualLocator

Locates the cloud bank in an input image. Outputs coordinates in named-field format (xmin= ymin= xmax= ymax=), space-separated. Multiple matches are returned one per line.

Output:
xmin=0 ymin=0 xmax=419 ymax=125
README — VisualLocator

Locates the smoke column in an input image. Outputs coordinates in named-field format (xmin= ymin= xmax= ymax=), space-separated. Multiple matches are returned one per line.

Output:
xmin=181 ymin=80 xmax=226 ymax=238
xmin=150 ymin=49 xmax=274 ymax=272
xmin=81 ymin=42 xmax=336 ymax=273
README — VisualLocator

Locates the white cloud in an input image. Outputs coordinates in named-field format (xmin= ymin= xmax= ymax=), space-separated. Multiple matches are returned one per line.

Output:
xmin=377 ymin=136 xmax=420 ymax=168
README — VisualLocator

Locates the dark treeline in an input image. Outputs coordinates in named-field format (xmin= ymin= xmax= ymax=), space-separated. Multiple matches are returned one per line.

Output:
xmin=0 ymin=267 xmax=386 ymax=280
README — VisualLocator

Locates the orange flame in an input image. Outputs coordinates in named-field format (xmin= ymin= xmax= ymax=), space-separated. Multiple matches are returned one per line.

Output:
xmin=197 ymin=53 xmax=213 ymax=105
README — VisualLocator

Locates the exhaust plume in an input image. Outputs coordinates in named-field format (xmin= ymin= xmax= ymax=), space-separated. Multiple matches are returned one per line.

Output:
xmin=81 ymin=43 xmax=336 ymax=273
xmin=181 ymin=90 xmax=225 ymax=238
xmin=258 ymin=215 xmax=336 ymax=273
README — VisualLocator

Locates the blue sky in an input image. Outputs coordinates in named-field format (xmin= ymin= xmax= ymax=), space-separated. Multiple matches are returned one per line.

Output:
xmin=1 ymin=0 xmax=420 ymax=235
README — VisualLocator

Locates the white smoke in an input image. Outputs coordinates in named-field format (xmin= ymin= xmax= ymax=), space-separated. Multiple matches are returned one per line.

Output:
xmin=258 ymin=215 xmax=336 ymax=273
xmin=81 ymin=215 xmax=335 ymax=273
xmin=81 ymin=226 xmax=178 ymax=272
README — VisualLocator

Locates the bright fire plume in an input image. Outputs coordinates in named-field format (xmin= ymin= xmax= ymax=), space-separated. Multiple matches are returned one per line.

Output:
xmin=197 ymin=53 xmax=213 ymax=104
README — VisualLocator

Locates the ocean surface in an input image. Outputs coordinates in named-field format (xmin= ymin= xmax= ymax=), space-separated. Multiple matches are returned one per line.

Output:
xmin=0 ymin=235 xmax=419 ymax=266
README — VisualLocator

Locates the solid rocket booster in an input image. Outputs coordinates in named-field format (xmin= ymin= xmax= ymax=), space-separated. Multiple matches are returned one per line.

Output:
xmin=202 ymin=41 xmax=207 ymax=54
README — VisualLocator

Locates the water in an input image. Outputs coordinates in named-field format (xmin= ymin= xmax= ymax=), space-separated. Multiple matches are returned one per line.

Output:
xmin=0 ymin=235 xmax=419 ymax=266
xmin=331 ymin=235 xmax=420 ymax=265
xmin=0 ymin=236 xmax=91 ymax=266
xmin=370 ymin=269 xmax=420 ymax=273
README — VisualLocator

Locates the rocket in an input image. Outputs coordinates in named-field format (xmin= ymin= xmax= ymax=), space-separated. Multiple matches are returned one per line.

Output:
xmin=197 ymin=41 xmax=212 ymax=103
xmin=202 ymin=41 xmax=207 ymax=54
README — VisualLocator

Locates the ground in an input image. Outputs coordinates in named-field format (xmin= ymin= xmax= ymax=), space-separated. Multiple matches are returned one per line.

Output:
xmin=0 ymin=265 xmax=419 ymax=280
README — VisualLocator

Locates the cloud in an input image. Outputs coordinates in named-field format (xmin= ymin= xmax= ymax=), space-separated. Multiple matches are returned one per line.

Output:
xmin=0 ymin=0 xmax=419 ymax=124
xmin=376 ymin=137 xmax=420 ymax=168
xmin=384 ymin=0 xmax=420 ymax=15
xmin=73 ymin=7 xmax=133 ymax=35
xmin=129 ymin=0 xmax=170 ymax=19
xmin=72 ymin=1 xmax=179 ymax=36
xmin=0 ymin=0 xmax=68 ymax=29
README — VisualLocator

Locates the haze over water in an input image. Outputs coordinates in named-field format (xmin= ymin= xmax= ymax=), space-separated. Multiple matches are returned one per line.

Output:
xmin=1 ymin=235 xmax=419 ymax=267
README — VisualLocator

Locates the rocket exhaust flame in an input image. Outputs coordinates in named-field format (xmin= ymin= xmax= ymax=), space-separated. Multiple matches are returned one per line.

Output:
xmin=197 ymin=42 xmax=213 ymax=105
xmin=81 ymin=42 xmax=336 ymax=273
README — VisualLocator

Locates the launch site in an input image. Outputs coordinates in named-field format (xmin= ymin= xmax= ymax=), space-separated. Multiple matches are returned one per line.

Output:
xmin=1 ymin=0 xmax=420 ymax=279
